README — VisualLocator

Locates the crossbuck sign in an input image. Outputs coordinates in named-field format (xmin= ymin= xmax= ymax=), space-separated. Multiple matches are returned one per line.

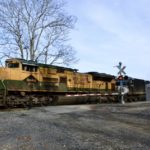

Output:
xmin=117 ymin=62 xmax=126 ymax=76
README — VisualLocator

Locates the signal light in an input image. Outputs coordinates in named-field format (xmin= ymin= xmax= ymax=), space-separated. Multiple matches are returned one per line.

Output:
xmin=117 ymin=75 xmax=123 ymax=80
xmin=124 ymin=76 xmax=128 ymax=80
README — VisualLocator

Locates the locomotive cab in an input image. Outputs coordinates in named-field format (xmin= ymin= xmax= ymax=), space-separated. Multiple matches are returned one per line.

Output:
xmin=6 ymin=61 xmax=20 ymax=68
xmin=6 ymin=58 xmax=38 ymax=72
xmin=5 ymin=58 xmax=23 ymax=70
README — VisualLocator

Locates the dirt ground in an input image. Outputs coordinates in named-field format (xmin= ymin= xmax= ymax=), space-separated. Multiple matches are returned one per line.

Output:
xmin=0 ymin=102 xmax=150 ymax=150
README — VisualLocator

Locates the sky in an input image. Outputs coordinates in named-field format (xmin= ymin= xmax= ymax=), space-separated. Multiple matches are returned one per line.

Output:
xmin=66 ymin=0 xmax=150 ymax=80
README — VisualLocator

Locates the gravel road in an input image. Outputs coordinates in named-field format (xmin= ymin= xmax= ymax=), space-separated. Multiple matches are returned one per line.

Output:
xmin=0 ymin=102 xmax=150 ymax=150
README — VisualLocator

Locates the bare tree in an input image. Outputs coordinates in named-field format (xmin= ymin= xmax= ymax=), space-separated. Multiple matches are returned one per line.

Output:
xmin=0 ymin=0 xmax=77 ymax=65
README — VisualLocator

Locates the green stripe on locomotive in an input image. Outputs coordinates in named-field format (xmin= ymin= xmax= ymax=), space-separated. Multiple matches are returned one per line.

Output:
xmin=0 ymin=80 xmax=112 ymax=94
xmin=4 ymin=80 xmax=58 ymax=92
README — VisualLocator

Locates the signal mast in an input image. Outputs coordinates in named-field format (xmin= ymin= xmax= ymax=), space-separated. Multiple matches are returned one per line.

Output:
xmin=115 ymin=62 xmax=128 ymax=104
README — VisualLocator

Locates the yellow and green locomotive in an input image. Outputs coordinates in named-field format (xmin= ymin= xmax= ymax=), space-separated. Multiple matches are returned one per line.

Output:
xmin=0 ymin=58 xmax=117 ymax=107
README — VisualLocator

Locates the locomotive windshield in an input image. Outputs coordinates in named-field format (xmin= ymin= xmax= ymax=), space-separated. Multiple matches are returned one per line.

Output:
xmin=6 ymin=61 xmax=19 ymax=68
xmin=8 ymin=63 xmax=19 ymax=68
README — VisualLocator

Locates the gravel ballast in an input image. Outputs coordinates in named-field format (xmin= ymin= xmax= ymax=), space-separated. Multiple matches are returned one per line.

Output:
xmin=0 ymin=102 xmax=150 ymax=150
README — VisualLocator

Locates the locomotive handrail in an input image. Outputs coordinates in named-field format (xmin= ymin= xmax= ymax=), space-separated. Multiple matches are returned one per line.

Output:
xmin=1 ymin=80 xmax=7 ymax=100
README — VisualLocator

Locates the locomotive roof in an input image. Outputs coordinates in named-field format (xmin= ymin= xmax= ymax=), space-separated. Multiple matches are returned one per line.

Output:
xmin=38 ymin=63 xmax=77 ymax=72
xmin=6 ymin=58 xmax=38 ymax=66
xmin=6 ymin=58 xmax=77 ymax=72
xmin=87 ymin=72 xmax=115 ymax=81
xmin=88 ymin=72 xmax=115 ymax=78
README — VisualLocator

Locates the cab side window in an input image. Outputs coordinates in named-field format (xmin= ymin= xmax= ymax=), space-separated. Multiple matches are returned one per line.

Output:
xmin=22 ymin=65 xmax=38 ymax=72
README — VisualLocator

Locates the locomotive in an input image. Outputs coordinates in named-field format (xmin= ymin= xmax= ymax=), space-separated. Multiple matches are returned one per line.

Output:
xmin=116 ymin=77 xmax=147 ymax=102
xmin=0 ymin=58 xmax=148 ymax=107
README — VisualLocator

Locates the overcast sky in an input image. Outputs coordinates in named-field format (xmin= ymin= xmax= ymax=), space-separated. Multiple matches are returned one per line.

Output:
xmin=66 ymin=0 xmax=150 ymax=80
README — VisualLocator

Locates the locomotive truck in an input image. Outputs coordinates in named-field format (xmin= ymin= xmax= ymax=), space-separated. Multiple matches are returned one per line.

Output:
xmin=0 ymin=58 xmax=148 ymax=107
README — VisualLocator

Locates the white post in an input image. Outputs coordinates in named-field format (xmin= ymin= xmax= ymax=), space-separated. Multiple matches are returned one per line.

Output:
xmin=120 ymin=80 xmax=125 ymax=104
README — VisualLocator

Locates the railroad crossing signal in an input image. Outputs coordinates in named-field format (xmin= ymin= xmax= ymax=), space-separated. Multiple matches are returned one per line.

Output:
xmin=116 ymin=62 xmax=126 ymax=76
xmin=114 ymin=62 xmax=127 ymax=104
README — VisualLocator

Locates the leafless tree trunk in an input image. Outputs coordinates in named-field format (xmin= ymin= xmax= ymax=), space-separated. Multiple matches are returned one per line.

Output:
xmin=0 ymin=0 xmax=77 ymax=65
